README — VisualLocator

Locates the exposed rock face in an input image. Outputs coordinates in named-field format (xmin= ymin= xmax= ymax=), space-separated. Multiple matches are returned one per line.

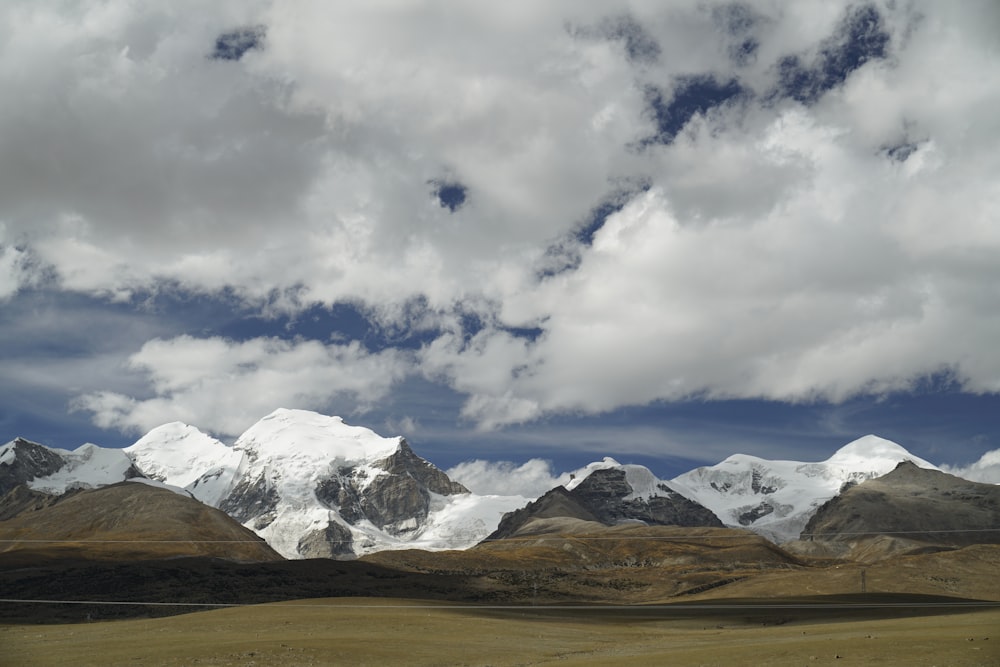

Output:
xmin=486 ymin=468 xmax=721 ymax=541
xmin=317 ymin=440 xmax=471 ymax=537
xmin=801 ymin=461 xmax=1000 ymax=547
xmin=219 ymin=474 xmax=280 ymax=529
xmin=0 ymin=439 xmax=67 ymax=495
xmin=573 ymin=468 xmax=723 ymax=527
xmin=378 ymin=440 xmax=469 ymax=496
xmin=571 ymin=468 xmax=722 ymax=527
xmin=314 ymin=441 xmax=469 ymax=537
xmin=297 ymin=522 xmax=355 ymax=558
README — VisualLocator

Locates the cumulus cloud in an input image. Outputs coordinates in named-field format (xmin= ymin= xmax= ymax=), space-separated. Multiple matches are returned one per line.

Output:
xmin=417 ymin=5 xmax=1000 ymax=427
xmin=5 ymin=1 xmax=997 ymax=436
xmin=72 ymin=335 xmax=411 ymax=436
xmin=0 ymin=244 xmax=33 ymax=300
xmin=941 ymin=450 xmax=1000 ymax=485
xmin=446 ymin=459 xmax=570 ymax=498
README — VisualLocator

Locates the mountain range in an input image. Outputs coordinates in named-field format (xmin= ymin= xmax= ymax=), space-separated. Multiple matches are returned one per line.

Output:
xmin=1 ymin=408 xmax=995 ymax=560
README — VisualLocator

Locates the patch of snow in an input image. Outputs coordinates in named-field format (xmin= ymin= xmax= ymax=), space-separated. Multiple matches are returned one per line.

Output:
xmin=563 ymin=457 xmax=682 ymax=501
xmin=251 ymin=506 xmax=337 ymax=559
xmin=27 ymin=443 xmax=137 ymax=494
xmin=415 ymin=492 xmax=529 ymax=550
xmin=0 ymin=441 xmax=14 ymax=466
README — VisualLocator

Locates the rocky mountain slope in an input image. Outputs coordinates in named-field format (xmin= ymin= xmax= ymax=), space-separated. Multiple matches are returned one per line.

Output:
xmin=487 ymin=460 xmax=722 ymax=540
xmin=670 ymin=435 xmax=940 ymax=542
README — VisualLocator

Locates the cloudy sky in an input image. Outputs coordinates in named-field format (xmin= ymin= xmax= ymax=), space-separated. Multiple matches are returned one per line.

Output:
xmin=2 ymin=0 xmax=999 ymax=487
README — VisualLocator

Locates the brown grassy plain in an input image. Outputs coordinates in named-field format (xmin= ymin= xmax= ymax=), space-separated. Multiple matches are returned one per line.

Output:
xmin=2 ymin=598 xmax=998 ymax=667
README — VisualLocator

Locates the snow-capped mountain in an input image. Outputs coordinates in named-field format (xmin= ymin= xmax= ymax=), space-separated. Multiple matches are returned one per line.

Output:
xmin=0 ymin=437 xmax=143 ymax=496
xmin=127 ymin=409 xmax=528 ymax=559
xmin=670 ymin=435 xmax=940 ymax=543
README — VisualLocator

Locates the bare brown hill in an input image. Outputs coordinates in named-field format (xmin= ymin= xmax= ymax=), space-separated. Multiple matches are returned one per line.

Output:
xmin=785 ymin=461 xmax=1000 ymax=562
xmin=363 ymin=521 xmax=807 ymax=603
xmin=0 ymin=481 xmax=281 ymax=563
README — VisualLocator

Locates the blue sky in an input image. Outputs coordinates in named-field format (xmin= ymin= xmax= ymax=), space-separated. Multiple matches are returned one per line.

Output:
xmin=2 ymin=1 xmax=999 ymax=484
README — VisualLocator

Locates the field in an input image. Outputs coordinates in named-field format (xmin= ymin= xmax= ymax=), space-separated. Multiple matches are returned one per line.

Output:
xmin=3 ymin=527 xmax=998 ymax=665
xmin=3 ymin=598 xmax=998 ymax=666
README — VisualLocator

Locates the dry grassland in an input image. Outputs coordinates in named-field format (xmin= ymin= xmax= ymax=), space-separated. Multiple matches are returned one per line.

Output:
xmin=2 ymin=598 xmax=998 ymax=667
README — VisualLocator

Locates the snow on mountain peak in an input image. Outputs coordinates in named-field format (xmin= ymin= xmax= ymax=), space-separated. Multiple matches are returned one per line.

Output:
xmin=235 ymin=408 xmax=401 ymax=464
xmin=564 ymin=457 xmax=680 ymax=500
xmin=125 ymin=422 xmax=240 ymax=491
xmin=825 ymin=434 xmax=938 ymax=470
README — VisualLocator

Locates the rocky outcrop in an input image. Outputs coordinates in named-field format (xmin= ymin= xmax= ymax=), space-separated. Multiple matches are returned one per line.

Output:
xmin=313 ymin=440 xmax=470 ymax=538
xmin=219 ymin=474 xmax=280 ymax=529
xmin=376 ymin=440 xmax=468 ymax=496
xmin=572 ymin=468 xmax=722 ymax=527
xmin=0 ymin=439 xmax=68 ymax=495
xmin=297 ymin=521 xmax=355 ymax=558
xmin=486 ymin=468 xmax=721 ymax=541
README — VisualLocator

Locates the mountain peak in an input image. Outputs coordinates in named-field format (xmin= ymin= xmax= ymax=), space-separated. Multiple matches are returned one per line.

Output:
xmin=236 ymin=408 xmax=401 ymax=462
xmin=825 ymin=435 xmax=937 ymax=470
xmin=126 ymin=422 xmax=237 ymax=490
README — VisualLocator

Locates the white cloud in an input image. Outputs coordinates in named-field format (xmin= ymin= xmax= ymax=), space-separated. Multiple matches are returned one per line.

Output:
xmin=72 ymin=335 xmax=412 ymax=436
xmin=446 ymin=458 xmax=570 ymax=497
xmin=5 ymin=1 xmax=998 ymax=434
xmin=420 ymin=10 xmax=1000 ymax=426
xmin=0 ymin=244 xmax=31 ymax=300
xmin=941 ymin=450 xmax=1000 ymax=485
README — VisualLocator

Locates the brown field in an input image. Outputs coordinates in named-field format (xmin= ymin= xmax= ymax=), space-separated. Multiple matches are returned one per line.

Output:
xmin=3 ymin=524 xmax=998 ymax=665
xmin=2 ymin=598 xmax=998 ymax=667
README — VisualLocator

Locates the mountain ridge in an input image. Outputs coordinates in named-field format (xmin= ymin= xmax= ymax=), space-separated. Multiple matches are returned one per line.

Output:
xmin=670 ymin=435 xmax=941 ymax=542
xmin=2 ymin=412 xmax=993 ymax=559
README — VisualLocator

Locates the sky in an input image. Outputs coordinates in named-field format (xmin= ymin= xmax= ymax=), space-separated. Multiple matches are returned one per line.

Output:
xmin=2 ymin=0 xmax=999 ymax=490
